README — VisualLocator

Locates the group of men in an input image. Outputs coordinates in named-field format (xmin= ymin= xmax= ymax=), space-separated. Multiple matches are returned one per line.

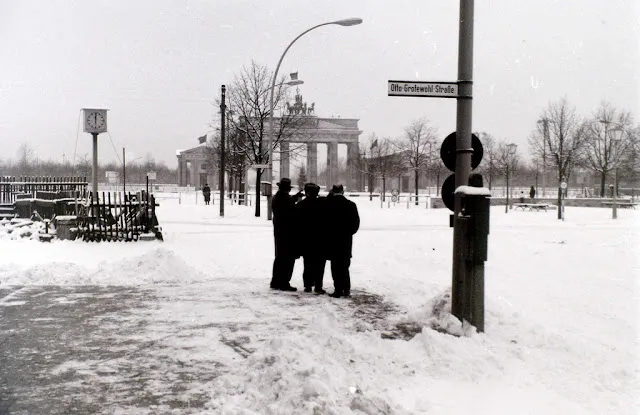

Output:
xmin=269 ymin=178 xmax=360 ymax=298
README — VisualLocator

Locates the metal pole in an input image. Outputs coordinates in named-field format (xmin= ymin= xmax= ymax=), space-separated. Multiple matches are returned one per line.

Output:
xmin=542 ymin=119 xmax=547 ymax=197
xmin=613 ymin=162 xmax=618 ymax=220
xmin=92 ymin=133 xmax=99 ymax=202
xmin=123 ymin=148 xmax=126 ymax=194
xmin=505 ymin=167 xmax=509 ymax=213
xmin=220 ymin=85 xmax=226 ymax=218
xmin=451 ymin=0 xmax=475 ymax=322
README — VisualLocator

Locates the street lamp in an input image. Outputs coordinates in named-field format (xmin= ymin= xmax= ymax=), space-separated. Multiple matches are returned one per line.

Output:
xmin=505 ymin=143 xmax=517 ymax=213
xmin=537 ymin=119 xmax=549 ymax=197
xmin=610 ymin=127 xmax=624 ymax=219
xmin=266 ymin=17 xmax=363 ymax=220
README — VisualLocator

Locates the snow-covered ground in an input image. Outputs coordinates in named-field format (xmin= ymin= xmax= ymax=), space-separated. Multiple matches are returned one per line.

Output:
xmin=0 ymin=193 xmax=638 ymax=414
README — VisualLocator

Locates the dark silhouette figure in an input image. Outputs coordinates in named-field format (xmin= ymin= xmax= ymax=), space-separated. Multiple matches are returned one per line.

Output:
xmin=203 ymin=184 xmax=211 ymax=205
xmin=270 ymin=178 xmax=304 ymax=291
xmin=295 ymin=183 xmax=327 ymax=294
xmin=325 ymin=184 xmax=360 ymax=298
xmin=529 ymin=185 xmax=536 ymax=201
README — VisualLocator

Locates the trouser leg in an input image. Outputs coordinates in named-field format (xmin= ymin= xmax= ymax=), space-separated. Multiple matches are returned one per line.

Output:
xmin=281 ymin=256 xmax=296 ymax=286
xmin=331 ymin=258 xmax=351 ymax=294
xmin=315 ymin=259 xmax=326 ymax=290
xmin=302 ymin=256 xmax=313 ymax=288
xmin=270 ymin=257 xmax=282 ymax=288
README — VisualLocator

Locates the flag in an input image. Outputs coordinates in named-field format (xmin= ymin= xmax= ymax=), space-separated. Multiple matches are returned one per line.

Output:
xmin=198 ymin=134 xmax=207 ymax=144
xmin=370 ymin=139 xmax=378 ymax=150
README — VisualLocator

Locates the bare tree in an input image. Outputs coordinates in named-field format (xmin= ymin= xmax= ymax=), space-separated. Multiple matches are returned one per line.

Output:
xmin=475 ymin=132 xmax=498 ymax=189
xmin=16 ymin=143 xmax=35 ymax=175
xmin=529 ymin=98 xmax=587 ymax=219
xmin=582 ymin=102 xmax=635 ymax=196
xmin=218 ymin=61 xmax=315 ymax=216
xmin=495 ymin=140 xmax=521 ymax=211
xmin=395 ymin=117 xmax=438 ymax=205
xmin=370 ymin=137 xmax=403 ymax=201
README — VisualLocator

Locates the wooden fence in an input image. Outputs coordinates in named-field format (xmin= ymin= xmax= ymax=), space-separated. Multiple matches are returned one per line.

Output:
xmin=76 ymin=191 xmax=161 ymax=242
xmin=0 ymin=176 xmax=88 ymax=204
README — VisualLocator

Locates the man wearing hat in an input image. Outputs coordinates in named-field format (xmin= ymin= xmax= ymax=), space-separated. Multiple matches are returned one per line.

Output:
xmin=325 ymin=184 xmax=360 ymax=298
xmin=269 ymin=177 xmax=304 ymax=291
xmin=294 ymin=183 xmax=327 ymax=294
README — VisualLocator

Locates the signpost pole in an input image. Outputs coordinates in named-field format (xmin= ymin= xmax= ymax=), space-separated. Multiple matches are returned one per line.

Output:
xmin=220 ymin=85 xmax=226 ymax=218
xmin=451 ymin=0 xmax=475 ymax=325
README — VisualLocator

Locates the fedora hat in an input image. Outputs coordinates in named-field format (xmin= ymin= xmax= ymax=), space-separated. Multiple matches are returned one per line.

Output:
xmin=277 ymin=178 xmax=292 ymax=189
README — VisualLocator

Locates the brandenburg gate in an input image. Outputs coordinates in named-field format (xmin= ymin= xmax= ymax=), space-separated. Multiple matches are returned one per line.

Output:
xmin=176 ymin=90 xmax=362 ymax=191
xmin=277 ymin=90 xmax=362 ymax=190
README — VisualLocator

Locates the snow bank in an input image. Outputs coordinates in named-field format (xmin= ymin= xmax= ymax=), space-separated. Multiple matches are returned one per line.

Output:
xmin=0 ymin=247 xmax=207 ymax=286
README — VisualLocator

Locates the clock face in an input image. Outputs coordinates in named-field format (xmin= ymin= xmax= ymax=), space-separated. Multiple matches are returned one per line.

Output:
xmin=87 ymin=112 xmax=106 ymax=130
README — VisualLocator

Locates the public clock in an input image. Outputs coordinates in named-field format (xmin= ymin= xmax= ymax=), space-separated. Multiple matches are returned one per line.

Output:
xmin=82 ymin=108 xmax=108 ymax=133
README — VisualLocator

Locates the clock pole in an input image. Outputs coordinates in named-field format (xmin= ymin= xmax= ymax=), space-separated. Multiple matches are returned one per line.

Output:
xmin=92 ymin=133 xmax=99 ymax=203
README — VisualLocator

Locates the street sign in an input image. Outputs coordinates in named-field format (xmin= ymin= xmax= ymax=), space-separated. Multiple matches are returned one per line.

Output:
xmin=391 ymin=188 xmax=399 ymax=196
xmin=147 ymin=171 xmax=157 ymax=180
xmin=105 ymin=171 xmax=118 ymax=179
xmin=388 ymin=80 xmax=458 ymax=98
xmin=391 ymin=195 xmax=398 ymax=203
xmin=560 ymin=181 xmax=567 ymax=190
xmin=251 ymin=164 xmax=269 ymax=169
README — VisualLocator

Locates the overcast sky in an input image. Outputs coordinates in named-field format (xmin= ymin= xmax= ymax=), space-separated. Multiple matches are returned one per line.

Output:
xmin=1 ymin=0 xmax=638 ymax=169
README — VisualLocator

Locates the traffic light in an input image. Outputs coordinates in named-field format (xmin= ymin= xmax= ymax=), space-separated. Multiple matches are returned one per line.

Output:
xmin=440 ymin=132 xmax=483 ymax=212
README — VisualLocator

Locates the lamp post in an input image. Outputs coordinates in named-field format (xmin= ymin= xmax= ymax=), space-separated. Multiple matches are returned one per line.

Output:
xmin=610 ymin=127 xmax=624 ymax=219
xmin=505 ymin=143 xmax=517 ymax=213
xmin=266 ymin=17 xmax=363 ymax=220
xmin=537 ymin=119 xmax=549 ymax=198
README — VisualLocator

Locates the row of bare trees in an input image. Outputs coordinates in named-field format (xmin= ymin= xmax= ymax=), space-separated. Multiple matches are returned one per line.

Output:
xmin=1 ymin=144 xmax=177 ymax=184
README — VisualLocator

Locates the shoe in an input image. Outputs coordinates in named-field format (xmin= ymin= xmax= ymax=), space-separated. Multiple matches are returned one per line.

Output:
xmin=314 ymin=289 xmax=326 ymax=295
xmin=280 ymin=285 xmax=297 ymax=292
xmin=304 ymin=287 xmax=312 ymax=293
xmin=343 ymin=291 xmax=351 ymax=297
xmin=329 ymin=291 xmax=342 ymax=298
xmin=270 ymin=285 xmax=280 ymax=290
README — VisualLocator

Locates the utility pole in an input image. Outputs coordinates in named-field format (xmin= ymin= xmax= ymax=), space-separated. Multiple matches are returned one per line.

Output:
xmin=220 ymin=85 xmax=226 ymax=217
xmin=123 ymin=148 xmax=126 ymax=194
xmin=451 ymin=0 xmax=475 ymax=324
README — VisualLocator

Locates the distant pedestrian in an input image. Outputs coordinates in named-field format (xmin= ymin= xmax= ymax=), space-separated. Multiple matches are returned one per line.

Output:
xmin=295 ymin=183 xmax=327 ymax=294
xmin=203 ymin=184 xmax=211 ymax=205
xmin=270 ymin=178 xmax=304 ymax=292
xmin=529 ymin=185 xmax=536 ymax=201
xmin=325 ymin=184 xmax=360 ymax=298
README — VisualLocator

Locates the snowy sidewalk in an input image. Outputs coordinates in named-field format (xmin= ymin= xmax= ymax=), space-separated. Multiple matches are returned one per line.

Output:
xmin=0 ymin=280 xmax=414 ymax=414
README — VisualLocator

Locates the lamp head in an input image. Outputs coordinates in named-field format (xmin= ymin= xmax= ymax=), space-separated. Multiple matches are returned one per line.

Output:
xmin=507 ymin=143 xmax=518 ymax=155
xmin=610 ymin=127 xmax=624 ymax=142
xmin=334 ymin=18 xmax=363 ymax=26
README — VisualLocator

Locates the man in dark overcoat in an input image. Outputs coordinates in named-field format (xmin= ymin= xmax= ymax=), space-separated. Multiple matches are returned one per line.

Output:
xmin=294 ymin=183 xmax=327 ymax=294
xmin=269 ymin=177 xmax=303 ymax=291
xmin=325 ymin=184 xmax=360 ymax=298
xmin=202 ymin=184 xmax=211 ymax=205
